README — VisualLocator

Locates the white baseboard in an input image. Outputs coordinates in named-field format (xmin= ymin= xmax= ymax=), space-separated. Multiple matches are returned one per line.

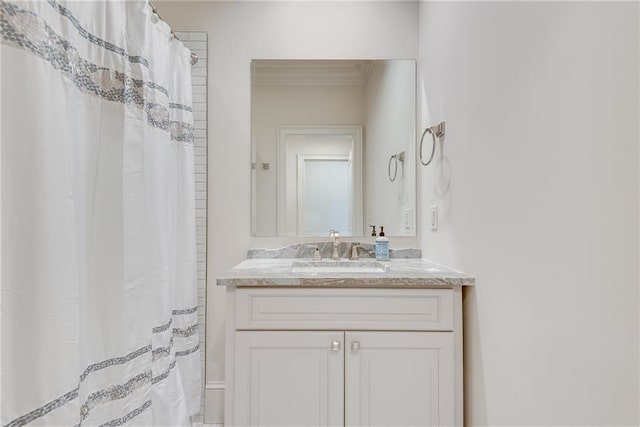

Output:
xmin=204 ymin=381 xmax=225 ymax=425
xmin=206 ymin=381 xmax=226 ymax=390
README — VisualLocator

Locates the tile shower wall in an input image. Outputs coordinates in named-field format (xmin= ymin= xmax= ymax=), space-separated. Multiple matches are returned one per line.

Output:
xmin=177 ymin=31 xmax=207 ymax=418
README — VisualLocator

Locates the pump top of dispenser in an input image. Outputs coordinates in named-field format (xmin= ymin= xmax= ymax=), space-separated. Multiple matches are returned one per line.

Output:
xmin=379 ymin=226 xmax=385 ymax=237
xmin=369 ymin=225 xmax=377 ymax=237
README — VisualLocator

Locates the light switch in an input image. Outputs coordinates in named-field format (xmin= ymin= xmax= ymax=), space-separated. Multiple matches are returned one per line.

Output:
xmin=403 ymin=208 xmax=412 ymax=231
xmin=430 ymin=205 xmax=438 ymax=231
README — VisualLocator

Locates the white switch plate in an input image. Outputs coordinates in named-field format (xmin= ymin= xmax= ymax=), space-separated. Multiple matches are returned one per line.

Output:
xmin=402 ymin=208 xmax=412 ymax=232
xmin=430 ymin=205 xmax=438 ymax=231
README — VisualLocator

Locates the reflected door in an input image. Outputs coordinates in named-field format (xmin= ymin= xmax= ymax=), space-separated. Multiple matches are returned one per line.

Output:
xmin=277 ymin=126 xmax=363 ymax=236
xmin=298 ymin=155 xmax=353 ymax=235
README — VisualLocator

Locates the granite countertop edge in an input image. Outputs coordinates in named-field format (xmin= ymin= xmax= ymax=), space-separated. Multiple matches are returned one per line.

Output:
xmin=217 ymin=258 xmax=475 ymax=288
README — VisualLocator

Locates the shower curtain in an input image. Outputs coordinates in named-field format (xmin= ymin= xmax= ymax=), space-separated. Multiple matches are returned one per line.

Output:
xmin=1 ymin=0 xmax=201 ymax=425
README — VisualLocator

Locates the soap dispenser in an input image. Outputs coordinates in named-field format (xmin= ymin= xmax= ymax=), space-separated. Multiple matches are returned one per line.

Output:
xmin=375 ymin=226 xmax=389 ymax=260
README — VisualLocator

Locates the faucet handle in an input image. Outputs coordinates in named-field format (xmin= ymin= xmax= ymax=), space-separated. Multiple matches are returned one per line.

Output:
xmin=329 ymin=229 xmax=340 ymax=238
xmin=305 ymin=245 xmax=321 ymax=261
xmin=350 ymin=245 xmax=361 ymax=260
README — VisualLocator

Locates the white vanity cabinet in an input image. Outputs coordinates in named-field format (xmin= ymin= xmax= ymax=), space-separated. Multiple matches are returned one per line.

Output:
xmin=225 ymin=286 xmax=464 ymax=427
xmin=345 ymin=331 xmax=454 ymax=427
xmin=234 ymin=330 xmax=344 ymax=426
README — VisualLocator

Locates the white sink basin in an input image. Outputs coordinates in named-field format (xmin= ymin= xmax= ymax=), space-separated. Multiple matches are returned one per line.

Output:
xmin=290 ymin=260 xmax=388 ymax=274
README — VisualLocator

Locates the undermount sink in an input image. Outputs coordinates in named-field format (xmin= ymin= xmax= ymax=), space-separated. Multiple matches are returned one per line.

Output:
xmin=290 ymin=260 xmax=389 ymax=274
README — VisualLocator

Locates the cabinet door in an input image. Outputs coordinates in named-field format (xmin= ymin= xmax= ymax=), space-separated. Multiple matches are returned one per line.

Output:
xmin=234 ymin=331 xmax=344 ymax=427
xmin=345 ymin=332 xmax=454 ymax=427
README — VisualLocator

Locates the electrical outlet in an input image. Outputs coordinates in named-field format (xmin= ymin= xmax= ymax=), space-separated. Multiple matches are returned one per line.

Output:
xmin=430 ymin=205 xmax=438 ymax=231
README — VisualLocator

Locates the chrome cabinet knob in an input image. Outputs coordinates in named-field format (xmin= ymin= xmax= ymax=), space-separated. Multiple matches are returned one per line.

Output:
xmin=351 ymin=341 xmax=360 ymax=351
xmin=331 ymin=341 xmax=341 ymax=351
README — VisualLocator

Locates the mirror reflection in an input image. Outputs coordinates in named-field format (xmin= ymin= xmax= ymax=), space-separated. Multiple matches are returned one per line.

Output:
xmin=251 ymin=59 xmax=416 ymax=237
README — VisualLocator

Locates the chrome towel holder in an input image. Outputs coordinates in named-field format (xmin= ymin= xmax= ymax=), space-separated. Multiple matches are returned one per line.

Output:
xmin=388 ymin=151 xmax=405 ymax=182
xmin=420 ymin=121 xmax=445 ymax=166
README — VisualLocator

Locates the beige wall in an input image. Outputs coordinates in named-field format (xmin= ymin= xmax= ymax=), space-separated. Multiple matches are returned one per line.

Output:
xmin=418 ymin=1 xmax=639 ymax=425
xmin=155 ymin=1 xmax=419 ymax=422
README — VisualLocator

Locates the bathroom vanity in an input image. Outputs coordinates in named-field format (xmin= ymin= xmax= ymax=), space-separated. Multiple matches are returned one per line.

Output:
xmin=218 ymin=253 xmax=474 ymax=427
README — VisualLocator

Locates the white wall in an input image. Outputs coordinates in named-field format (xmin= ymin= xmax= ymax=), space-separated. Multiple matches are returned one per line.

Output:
xmin=365 ymin=60 xmax=416 ymax=235
xmin=155 ymin=1 xmax=419 ymax=423
xmin=418 ymin=2 xmax=639 ymax=425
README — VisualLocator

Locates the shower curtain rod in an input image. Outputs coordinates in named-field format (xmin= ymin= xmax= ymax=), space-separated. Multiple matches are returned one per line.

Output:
xmin=148 ymin=2 xmax=199 ymax=66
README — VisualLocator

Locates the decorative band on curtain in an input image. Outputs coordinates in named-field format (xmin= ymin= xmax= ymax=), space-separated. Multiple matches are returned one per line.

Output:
xmin=1 ymin=0 xmax=201 ymax=425
xmin=0 ymin=0 xmax=194 ymax=144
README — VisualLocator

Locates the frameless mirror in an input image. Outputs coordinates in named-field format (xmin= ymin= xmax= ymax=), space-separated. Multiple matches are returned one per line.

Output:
xmin=251 ymin=59 xmax=416 ymax=237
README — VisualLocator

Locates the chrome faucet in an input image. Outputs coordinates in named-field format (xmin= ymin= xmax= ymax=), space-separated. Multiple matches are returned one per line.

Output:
xmin=329 ymin=229 xmax=340 ymax=260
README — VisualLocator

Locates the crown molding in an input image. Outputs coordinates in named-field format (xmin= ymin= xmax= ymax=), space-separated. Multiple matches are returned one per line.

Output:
xmin=252 ymin=60 xmax=374 ymax=87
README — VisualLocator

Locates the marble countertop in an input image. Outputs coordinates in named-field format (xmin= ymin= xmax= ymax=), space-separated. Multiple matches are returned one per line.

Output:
xmin=217 ymin=258 xmax=475 ymax=288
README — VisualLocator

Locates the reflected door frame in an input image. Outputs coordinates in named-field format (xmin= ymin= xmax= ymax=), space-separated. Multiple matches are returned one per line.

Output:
xmin=296 ymin=153 xmax=352 ymax=236
xmin=277 ymin=126 xmax=363 ymax=236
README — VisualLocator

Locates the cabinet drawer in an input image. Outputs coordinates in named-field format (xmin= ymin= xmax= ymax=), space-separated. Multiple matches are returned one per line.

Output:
xmin=235 ymin=287 xmax=454 ymax=331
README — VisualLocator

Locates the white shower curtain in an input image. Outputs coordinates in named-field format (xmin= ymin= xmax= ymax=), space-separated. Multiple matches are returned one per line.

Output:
xmin=1 ymin=0 xmax=201 ymax=425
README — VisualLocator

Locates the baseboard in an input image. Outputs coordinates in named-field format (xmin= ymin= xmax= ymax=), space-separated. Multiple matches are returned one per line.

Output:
xmin=204 ymin=381 xmax=225 ymax=425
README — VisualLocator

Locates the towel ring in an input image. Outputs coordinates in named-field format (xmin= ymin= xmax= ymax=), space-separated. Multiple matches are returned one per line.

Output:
xmin=419 ymin=121 xmax=445 ymax=166
xmin=388 ymin=155 xmax=398 ymax=182
xmin=388 ymin=151 xmax=405 ymax=182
